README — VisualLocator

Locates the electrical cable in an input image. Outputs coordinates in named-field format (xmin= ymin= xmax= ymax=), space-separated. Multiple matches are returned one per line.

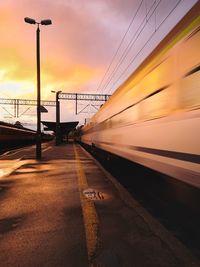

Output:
xmin=95 ymin=0 xmax=145 ymax=93
xmin=100 ymin=0 xmax=159 ymax=94
xmin=108 ymin=0 xmax=182 ymax=93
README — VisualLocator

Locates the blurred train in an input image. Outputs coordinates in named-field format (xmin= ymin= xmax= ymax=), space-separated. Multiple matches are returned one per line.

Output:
xmin=81 ymin=3 xmax=200 ymax=188
xmin=0 ymin=121 xmax=53 ymax=150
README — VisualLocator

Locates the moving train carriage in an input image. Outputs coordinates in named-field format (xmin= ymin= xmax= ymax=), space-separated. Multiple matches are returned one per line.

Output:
xmin=81 ymin=3 xmax=200 ymax=188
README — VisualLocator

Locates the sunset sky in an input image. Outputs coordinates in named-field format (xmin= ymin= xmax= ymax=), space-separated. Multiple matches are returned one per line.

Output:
xmin=0 ymin=0 xmax=197 ymax=127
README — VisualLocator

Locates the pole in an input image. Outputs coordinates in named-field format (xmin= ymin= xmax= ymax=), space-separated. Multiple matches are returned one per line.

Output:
xmin=14 ymin=99 xmax=16 ymax=118
xmin=75 ymin=93 xmax=78 ymax=115
xmin=16 ymin=99 xmax=19 ymax=118
xmin=36 ymin=25 xmax=42 ymax=159
xmin=55 ymin=92 xmax=60 ymax=145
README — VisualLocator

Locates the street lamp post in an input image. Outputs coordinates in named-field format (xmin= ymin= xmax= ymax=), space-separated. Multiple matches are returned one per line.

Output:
xmin=24 ymin=17 xmax=52 ymax=160
xmin=51 ymin=90 xmax=62 ymax=145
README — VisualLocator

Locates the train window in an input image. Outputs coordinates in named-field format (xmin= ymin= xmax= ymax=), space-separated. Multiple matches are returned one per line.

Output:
xmin=139 ymin=86 xmax=173 ymax=120
xmin=105 ymin=104 xmax=139 ymax=129
xmin=140 ymin=54 xmax=174 ymax=98
xmin=96 ymin=119 xmax=108 ymax=131
xmin=144 ymin=86 xmax=168 ymax=100
xmin=185 ymin=64 xmax=200 ymax=77
xmin=179 ymin=71 xmax=200 ymax=109
xmin=177 ymin=28 xmax=200 ymax=78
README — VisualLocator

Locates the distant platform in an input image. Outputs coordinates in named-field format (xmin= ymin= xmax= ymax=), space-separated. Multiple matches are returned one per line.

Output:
xmin=42 ymin=121 xmax=79 ymax=135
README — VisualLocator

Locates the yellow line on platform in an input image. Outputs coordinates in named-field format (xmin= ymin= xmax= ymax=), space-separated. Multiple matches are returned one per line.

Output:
xmin=73 ymin=144 xmax=99 ymax=265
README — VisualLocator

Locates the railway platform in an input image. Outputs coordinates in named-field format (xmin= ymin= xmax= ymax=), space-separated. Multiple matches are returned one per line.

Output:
xmin=0 ymin=143 xmax=199 ymax=267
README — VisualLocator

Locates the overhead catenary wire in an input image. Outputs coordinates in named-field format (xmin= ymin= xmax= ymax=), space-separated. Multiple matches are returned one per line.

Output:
xmin=98 ymin=0 xmax=183 ymax=95
xmin=89 ymin=0 xmax=183 ymax=117
xmin=100 ymin=0 xmax=159 ymax=94
xmin=107 ymin=0 xmax=182 ymax=94
xmin=95 ymin=0 xmax=145 ymax=94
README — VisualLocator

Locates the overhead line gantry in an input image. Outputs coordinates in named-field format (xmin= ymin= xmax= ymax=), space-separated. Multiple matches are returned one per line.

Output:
xmin=0 ymin=93 xmax=111 ymax=117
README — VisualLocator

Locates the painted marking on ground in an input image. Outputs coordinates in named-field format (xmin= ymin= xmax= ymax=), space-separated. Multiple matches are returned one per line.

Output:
xmin=0 ymin=158 xmax=25 ymax=178
xmin=83 ymin=188 xmax=104 ymax=200
xmin=0 ymin=145 xmax=35 ymax=159
xmin=43 ymin=147 xmax=52 ymax=152
xmin=0 ymin=148 xmax=23 ymax=157
xmin=73 ymin=144 xmax=99 ymax=265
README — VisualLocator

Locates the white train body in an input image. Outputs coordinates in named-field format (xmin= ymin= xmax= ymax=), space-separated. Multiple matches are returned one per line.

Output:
xmin=81 ymin=4 xmax=200 ymax=188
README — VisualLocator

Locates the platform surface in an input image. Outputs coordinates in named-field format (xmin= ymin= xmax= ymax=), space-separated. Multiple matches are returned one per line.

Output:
xmin=0 ymin=142 xmax=199 ymax=267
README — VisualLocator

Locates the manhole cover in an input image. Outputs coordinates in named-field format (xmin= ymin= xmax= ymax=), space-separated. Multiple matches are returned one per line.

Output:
xmin=83 ymin=188 xmax=104 ymax=200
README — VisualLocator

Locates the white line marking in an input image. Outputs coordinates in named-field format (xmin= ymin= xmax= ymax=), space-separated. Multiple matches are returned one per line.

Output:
xmin=43 ymin=147 xmax=52 ymax=152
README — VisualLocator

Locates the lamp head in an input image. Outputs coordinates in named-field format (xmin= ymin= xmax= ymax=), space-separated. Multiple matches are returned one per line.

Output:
xmin=24 ymin=17 xmax=36 ymax=24
xmin=51 ymin=90 xmax=62 ymax=94
xmin=41 ymin=19 xmax=52 ymax=26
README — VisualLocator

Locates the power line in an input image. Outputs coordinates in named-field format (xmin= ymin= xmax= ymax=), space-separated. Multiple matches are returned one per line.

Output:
xmin=95 ymin=0 xmax=145 ymax=93
xmin=100 ymin=0 xmax=159 ymax=94
xmin=108 ymin=0 xmax=182 ymax=93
